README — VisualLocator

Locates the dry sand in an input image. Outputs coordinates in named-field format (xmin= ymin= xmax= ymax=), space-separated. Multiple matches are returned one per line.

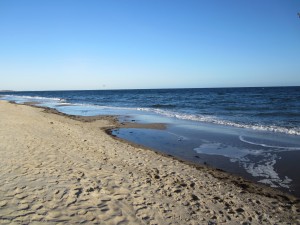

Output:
xmin=0 ymin=100 xmax=299 ymax=224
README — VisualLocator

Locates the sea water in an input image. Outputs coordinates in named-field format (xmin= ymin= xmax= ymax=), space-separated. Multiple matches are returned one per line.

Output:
xmin=1 ymin=87 xmax=300 ymax=196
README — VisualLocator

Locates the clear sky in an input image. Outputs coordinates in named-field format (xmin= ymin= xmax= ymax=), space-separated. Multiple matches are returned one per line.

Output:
xmin=0 ymin=0 xmax=299 ymax=90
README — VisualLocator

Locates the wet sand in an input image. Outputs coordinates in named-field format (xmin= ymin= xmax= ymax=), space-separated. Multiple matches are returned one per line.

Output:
xmin=0 ymin=100 xmax=299 ymax=224
xmin=112 ymin=126 xmax=300 ymax=197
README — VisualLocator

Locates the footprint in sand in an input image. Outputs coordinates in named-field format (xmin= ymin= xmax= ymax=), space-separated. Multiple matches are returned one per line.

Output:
xmin=0 ymin=200 xmax=8 ymax=207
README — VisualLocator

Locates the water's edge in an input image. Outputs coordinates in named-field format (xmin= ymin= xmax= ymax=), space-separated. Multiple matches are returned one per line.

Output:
xmin=9 ymin=101 xmax=299 ymax=201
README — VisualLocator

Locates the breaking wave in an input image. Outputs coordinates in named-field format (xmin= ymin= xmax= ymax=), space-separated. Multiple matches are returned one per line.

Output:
xmin=137 ymin=107 xmax=300 ymax=136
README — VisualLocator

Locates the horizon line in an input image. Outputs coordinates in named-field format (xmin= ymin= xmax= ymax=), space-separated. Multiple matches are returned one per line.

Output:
xmin=1 ymin=85 xmax=300 ymax=92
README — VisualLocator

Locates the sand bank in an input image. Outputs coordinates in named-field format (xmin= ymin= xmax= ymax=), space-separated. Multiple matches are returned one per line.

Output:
xmin=0 ymin=101 xmax=299 ymax=224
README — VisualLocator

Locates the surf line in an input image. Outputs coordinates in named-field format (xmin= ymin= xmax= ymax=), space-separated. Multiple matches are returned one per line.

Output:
xmin=239 ymin=135 xmax=300 ymax=151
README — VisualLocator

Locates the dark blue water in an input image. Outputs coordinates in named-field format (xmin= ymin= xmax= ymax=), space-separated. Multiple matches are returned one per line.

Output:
xmin=1 ymin=87 xmax=300 ymax=196
xmin=1 ymin=87 xmax=300 ymax=135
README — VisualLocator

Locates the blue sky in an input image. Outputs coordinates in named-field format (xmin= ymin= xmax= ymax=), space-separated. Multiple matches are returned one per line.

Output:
xmin=0 ymin=0 xmax=299 ymax=90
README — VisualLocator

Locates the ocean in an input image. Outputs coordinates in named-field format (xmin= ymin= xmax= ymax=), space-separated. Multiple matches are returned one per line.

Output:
xmin=1 ymin=87 xmax=300 ymax=196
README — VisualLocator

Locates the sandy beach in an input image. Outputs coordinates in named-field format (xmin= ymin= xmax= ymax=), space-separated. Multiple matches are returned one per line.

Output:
xmin=0 ymin=100 xmax=299 ymax=224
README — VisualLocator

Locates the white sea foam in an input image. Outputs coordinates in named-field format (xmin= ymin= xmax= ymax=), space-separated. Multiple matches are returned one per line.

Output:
xmin=2 ymin=95 xmax=299 ymax=136
xmin=194 ymin=141 xmax=294 ymax=189
xmin=137 ymin=107 xmax=300 ymax=136
xmin=194 ymin=142 xmax=255 ymax=158
xmin=239 ymin=135 xmax=300 ymax=150
xmin=2 ymin=94 xmax=297 ymax=190
xmin=1 ymin=95 xmax=64 ymax=102
xmin=243 ymin=158 xmax=292 ymax=189
xmin=165 ymin=131 xmax=188 ymax=141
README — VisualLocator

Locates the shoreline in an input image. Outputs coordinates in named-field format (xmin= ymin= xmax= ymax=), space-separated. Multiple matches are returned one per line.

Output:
xmin=108 ymin=129 xmax=300 ymax=201
xmin=0 ymin=100 xmax=299 ymax=224
xmin=25 ymin=101 xmax=300 ymax=200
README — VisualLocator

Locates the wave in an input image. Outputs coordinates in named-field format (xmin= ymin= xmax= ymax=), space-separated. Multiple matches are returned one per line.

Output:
xmin=1 ymin=95 xmax=64 ymax=102
xmin=1 ymin=94 xmax=299 ymax=136
xmin=61 ymin=103 xmax=135 ymax=111
xmin=239 ymin=136 xmax=300 ymax=150
xmin=256 ymin=112 xmax=300 ymax=117
xmin=150 ymin=104 xmax=176 ymax=109
xmin=224 ymin=106 xmax=249 ymax=111
xmin=137 ymin=108 xmax=300 ymax=136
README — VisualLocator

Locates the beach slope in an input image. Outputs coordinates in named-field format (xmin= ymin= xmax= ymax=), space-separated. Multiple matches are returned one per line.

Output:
xmin=0 ymin=101 xmax=298 ymax=224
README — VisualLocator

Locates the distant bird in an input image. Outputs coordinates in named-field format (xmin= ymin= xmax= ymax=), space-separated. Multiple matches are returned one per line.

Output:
xmin=298 ymin=12 xmax=300 ymax=18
